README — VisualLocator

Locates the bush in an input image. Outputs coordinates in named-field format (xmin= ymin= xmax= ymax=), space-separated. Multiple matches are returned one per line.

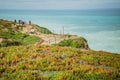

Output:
xmin=0 ymin=20 xmax=40 ymax=47
xmin=0 ymin=39 xmax=21 ymax=47
xmin=0 ymin=31 xmax=39 ymax=46
xmin=34 ymin=25 xmax=52 ymax=34
xmin=57 ymin=37 xmax=88 ymax=49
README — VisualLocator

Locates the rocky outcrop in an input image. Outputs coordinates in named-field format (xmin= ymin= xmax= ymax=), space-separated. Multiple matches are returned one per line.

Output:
xmin=0 ymin=38 xmax=4 ymax=43
xmin=83 ymin=41 xmax=90 ymax=50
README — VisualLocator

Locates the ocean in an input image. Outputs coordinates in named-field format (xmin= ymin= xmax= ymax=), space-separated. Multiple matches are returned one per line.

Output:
xmin=0 ymin=9 xmax=120 ymax=53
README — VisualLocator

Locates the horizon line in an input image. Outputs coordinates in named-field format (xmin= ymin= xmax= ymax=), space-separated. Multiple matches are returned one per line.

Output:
xmin=0 ymin=8 xmax=120 ymax=11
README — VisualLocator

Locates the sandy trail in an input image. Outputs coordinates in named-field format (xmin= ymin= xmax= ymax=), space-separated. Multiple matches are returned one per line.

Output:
xmin=35 ymin=34 xmax=66 ymax=45
xmin=36 ymin=33 xmax=79 ymax=45
xmin=40 ymin=34 xmax=64 ymax=45
xmin=21 ymin=24 xmax=78 ymax=45
xmin=20 ymin=24 xmax=66 ymax=45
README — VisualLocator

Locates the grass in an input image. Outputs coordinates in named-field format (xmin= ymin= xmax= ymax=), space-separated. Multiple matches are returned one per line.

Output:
xmin=0 ymin=19 xmax=120 ymax=80
xmin=0 ymin=45 xmax=120 ymax=80
xmin=34 ymin=25 xmax=52 ymax=34
xmin=56 ymin=37 xmax=89 ymax=49
xmin=0 ymin=19 xmax=40 ymax=47
xmin=0 ymin=31 xmax=39 ymax=46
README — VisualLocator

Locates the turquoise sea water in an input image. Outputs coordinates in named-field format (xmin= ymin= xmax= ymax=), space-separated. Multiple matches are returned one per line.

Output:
xmin=0 ymin=9 xmax=120 ymax=53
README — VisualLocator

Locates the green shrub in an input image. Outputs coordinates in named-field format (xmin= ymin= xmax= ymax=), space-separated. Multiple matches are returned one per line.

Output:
xmin=0 ymin=31 xmax=39 ymax=46
xmin=0 ymin=39 xmax=21 ymax=47
xmin=23 ymin=36 xmax=39 ymax=45
xmin=34 ymin=25 xmax=52 ymax=34
xmin=0 ymin=19 xmax=40 ymax=47
xmin=57 ymin=37 xmax=88 ymax=49
xmin=58 ymin=39 xmax=73 ymax=46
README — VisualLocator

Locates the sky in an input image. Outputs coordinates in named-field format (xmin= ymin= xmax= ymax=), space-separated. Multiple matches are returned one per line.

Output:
xmin=0 ymin=0 xmax=120 ymax=10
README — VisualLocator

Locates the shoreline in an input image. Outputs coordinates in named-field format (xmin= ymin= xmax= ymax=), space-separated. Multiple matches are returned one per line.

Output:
xmin=0 ymin=19 xmax=119 ymax=54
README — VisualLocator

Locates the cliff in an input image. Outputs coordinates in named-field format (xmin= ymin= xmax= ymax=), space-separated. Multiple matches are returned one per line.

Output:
xmin=0 ymin=19 xmax=120 ymax=80
xmin=0 ymin=19 xmax=89 ymax=50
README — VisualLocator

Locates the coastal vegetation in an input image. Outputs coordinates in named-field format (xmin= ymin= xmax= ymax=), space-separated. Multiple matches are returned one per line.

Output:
xmin=0 ymin=19 xmax=120 ymax=80
xmin=0 ymin=19 xmax=40 ymax=47
xmin=0 ymin=45 xmax=120 ymax=80
xmin=56 ymin=37 xmax=89 ymax=49
xmin=34 ymin=25 xmax=52 ymax=34
xmin=0 ymin=31 xmax=39 ymax=46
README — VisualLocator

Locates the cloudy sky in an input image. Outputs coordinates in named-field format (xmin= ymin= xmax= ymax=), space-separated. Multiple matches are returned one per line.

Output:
xmin=0 ymin=0 xmax=120 ymax=10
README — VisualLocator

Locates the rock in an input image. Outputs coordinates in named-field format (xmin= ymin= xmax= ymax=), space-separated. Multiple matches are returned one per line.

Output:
xmin=0 ymin=38 xmax=4 ymax=43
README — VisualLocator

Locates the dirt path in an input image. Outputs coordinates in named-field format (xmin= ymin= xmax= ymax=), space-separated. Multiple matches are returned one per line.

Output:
xmin=39 ymin=34 xmax=65 ymax=45
xmin=22 ymin=24 xmax=78 ymax=46
xmin=35 ymin=33 xmax=79 ymax=45
xmin=34 ymin=34 xmax=67 ymax=45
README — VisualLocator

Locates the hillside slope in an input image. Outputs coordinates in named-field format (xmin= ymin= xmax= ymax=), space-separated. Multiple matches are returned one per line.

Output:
xmin=0 ymin=19 xmax=89 ymax=49
xmin=0 ymin=45 xmax=120 ymax=80
xmin=0 ymin=19 xmax=40 ymax=47
xmin=0 ymin=19 xmax=119 ymax=80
